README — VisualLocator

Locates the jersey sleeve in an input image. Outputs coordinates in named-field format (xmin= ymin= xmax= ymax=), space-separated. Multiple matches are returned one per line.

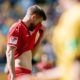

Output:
xmin=7 ymin=23 xmax=20 ymax=48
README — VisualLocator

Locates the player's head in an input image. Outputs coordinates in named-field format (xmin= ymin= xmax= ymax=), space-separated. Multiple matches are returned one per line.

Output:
xmin=26 ymin=5 xmax=47 ymax=31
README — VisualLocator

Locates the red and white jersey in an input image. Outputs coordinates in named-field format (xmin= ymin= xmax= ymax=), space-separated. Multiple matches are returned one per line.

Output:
xmin=7 ymin=20 xmax=42 ymax=59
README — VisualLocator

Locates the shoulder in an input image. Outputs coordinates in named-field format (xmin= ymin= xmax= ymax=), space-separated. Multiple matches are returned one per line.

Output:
xmin=9 ymin=20 xmax=24 ymax=33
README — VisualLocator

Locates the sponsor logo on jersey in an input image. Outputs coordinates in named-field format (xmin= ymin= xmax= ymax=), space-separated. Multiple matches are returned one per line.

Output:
xmin=9 ymin=36 xmax=18 ymax=44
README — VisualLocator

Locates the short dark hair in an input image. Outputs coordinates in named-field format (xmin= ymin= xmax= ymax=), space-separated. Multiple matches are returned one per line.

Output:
xmin=27 ymin=5 xmax=47 ymax=20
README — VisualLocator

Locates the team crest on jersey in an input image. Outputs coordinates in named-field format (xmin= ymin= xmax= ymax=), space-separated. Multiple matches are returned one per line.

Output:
xmin=9 ymin=36 xmax=18 ymax=44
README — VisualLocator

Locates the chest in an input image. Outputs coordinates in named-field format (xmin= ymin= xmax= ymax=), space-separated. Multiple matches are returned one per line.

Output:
xmin=21 ymin=29 xmax=40 ymax=49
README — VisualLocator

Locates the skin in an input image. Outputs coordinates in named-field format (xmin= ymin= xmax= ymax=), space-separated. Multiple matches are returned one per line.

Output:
xmin=6 ymin=12 xmax=45 ymax=80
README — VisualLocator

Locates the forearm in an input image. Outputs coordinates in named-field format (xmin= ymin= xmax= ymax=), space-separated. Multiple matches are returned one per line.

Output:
xmin=32 ymin=43 xmax=40 ymax=57
xmin=8 ymin=56 xmax=15 ymax=74
xmin=6 ymin=46 xmax=16 ymax=79
xmin=7 ymin=51 xmax=15 ymax=76
xmin=32 ymin=30 xmax=44 ymax=57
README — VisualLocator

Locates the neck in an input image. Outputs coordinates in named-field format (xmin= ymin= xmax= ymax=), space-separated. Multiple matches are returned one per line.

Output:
xmin=22 ymin=15 xmax=31 ymax=28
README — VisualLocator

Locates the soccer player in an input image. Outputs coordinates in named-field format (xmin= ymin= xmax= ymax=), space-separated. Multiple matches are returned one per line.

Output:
xmin=6 ymin=5 xmax=47 ymax=80
xmin=31 ymin=0 xmax=80 ymax=80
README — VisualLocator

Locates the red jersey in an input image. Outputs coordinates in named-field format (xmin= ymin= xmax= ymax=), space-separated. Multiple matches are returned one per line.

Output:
xmin=7 ymin=20 xmax=42 ymax=59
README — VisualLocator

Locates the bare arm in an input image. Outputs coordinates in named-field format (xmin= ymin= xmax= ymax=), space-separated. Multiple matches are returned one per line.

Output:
xmin=6 ymin=45 xmax=16 ymax=80
xmin=32 ymin=28 xmax=45 ymax=57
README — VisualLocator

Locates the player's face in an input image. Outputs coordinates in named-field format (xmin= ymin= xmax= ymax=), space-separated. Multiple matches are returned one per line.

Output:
xmin=29 ymin=16 xmax=43 ymax=31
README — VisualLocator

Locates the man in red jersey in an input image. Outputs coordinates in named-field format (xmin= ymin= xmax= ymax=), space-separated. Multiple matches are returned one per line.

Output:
xmin=6 ymin=5 xmax=47 ymax=80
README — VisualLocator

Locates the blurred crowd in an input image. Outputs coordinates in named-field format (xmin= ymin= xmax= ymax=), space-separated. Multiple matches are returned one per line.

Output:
xmin=0 ymin=0 xmax=61 ymax=73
